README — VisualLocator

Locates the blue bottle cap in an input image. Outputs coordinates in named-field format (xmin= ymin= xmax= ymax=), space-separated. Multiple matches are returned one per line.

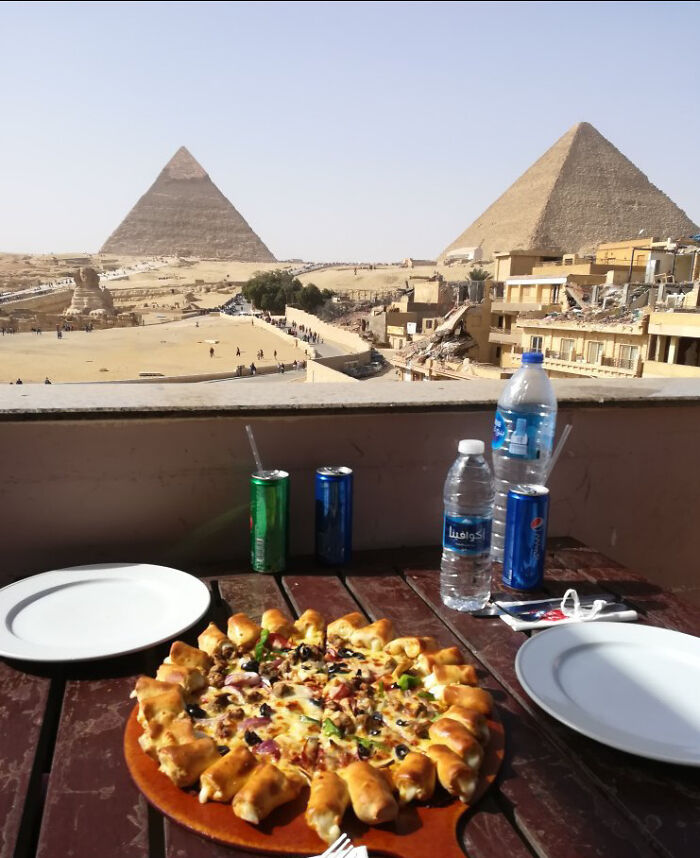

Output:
xmin=522 ymin=351 xmax=544 ymax=364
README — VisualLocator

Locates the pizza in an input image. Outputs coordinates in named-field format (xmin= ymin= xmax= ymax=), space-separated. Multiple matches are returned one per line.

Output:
xmin=131 ymin=607 xmax=494 ymax=844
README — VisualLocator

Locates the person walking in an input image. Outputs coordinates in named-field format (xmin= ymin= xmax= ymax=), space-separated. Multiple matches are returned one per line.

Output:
xmin=209 ymin=346 xmax=215 ymax=358
xmin=236 ymin=346 xmax=241 ymax=357
xmin=250 ymin=362 xmax=256 ymax=376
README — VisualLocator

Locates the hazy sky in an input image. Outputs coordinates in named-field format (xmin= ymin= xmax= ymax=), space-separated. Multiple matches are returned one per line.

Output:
xmin=2 ymin=0 xmax=699 ymax=260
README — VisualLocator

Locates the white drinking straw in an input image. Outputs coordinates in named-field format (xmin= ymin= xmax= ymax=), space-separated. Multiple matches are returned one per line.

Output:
xmin=544 ymin=424 xmax=572 ymax=485
xmin=245 ymin=424 xmax=264 ymax=474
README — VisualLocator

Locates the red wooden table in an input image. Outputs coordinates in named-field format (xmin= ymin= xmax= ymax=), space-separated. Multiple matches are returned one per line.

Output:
xmin=2 ymin=538 xmax=699 ymax=858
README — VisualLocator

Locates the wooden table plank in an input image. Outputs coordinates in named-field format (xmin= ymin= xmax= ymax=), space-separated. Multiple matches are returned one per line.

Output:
xmin=348 ymin=573 xmax=659 ymax=858
xmin=406 ymin=567 xmax=700 ymax=858
xmin=282 ymin=575 xmax=365 ymax=620
xmin=218 ymin=574 xmax=291 ymax=621
xmin=0 ymin=663 xmax=51 ymax=858
xmin=547 ymin=544 xmax=700 ymax=636
xmin=36 ymin=673 xmax=149 ymax=858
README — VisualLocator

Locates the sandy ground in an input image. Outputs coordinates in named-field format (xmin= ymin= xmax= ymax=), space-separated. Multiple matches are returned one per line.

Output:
xmin=1 ymin=315 xmax=308 ymax=383
xmin=296 ymin=262 xmax=486 ymax=295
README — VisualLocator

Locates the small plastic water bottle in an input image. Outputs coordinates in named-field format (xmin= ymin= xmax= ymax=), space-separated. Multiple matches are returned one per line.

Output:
xmin=491 ymin=352 xmax=557 ymax=562
xmin=440 ymin=439 xmax=495 ymax=612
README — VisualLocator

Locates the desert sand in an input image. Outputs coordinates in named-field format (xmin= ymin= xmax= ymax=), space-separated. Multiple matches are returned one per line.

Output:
xmin=1 ymin=315 xmax=307 ymax=383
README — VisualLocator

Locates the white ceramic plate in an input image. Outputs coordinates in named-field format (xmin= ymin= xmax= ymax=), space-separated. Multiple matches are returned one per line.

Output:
xmin=0 ymin=563 xmax=211 ymax=662
xmin=515 ymin=622 xmax=700 ymax=765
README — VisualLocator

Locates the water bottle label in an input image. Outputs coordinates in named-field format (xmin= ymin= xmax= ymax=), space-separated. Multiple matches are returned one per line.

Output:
xmin=492 ymin=409 xmax=555 ymax=460
xmin=443 ymin=514 xmax=492 ymax=556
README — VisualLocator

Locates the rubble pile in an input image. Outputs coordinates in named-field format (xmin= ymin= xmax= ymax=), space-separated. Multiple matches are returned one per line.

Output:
xmin=399 ymin=302 xmax=477 ymax=365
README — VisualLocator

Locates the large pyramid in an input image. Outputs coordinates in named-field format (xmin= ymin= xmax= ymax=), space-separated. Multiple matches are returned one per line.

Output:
xmin=440 ymin=122 xmax=697 ymax=260
xmin=101 ymin=146 xmax=275 ymax=260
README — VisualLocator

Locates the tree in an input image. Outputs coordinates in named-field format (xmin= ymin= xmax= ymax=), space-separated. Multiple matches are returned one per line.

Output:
xmin=242 ymin=271 xmax=329 ymax=316
xmin=468 ymin=267 xmax=491 ymax=282
xmin=299 ymin=284 xmax=323 ymax=313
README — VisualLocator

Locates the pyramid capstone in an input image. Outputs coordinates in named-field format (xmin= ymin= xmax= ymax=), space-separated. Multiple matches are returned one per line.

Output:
xmin=440 ymin=122 xmax=698 ymax=260
xmin=101 ymin=147 xmax=275 ymax=261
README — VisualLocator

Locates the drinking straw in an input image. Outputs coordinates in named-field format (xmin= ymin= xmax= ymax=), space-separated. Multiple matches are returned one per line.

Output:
xmin=245 ymin=424 xmax=264 ymax=473
xmin=544 ymin=424 xmax=572 ymax=485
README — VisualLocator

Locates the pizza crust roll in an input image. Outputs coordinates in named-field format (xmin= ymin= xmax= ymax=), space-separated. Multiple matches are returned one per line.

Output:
xmin=305 ymin=770 xmax=350 ymax=844
xmin=155 ymin=663 xmax=207 ymax=694
xmin=327 ymin=612 xmax=367 ymax=644
xmin=138 ymin=687 xmax=185 ymax=736
xmin=168 ymin=640 xmax=212 ymax=672
xmin=429 ymin=718 xmax=484 ymax=771
xmin=157 ymin=737 xmax=220 ymax=788
xmin=197 ymin=622 xmax=234 ymax=658
xmin=384 ymin=636 xmax=438 ymax=659
xmin=443 ymin=705 xmax=490 ymax=745
xmin=232 ymin=763 xmax=303 ymax=824
xmin=413 ymin=646 xmax=464 ymax=675
xmin=425 ymin=663 xmax=478 ymax=689
xmin=349 ymin=618 xmax=395 ymax=652
xmin=294 ymin=609 xmax=326 ymax=644
xmin=426 ymin=744 xmax=478 ymax=803
xmin=227 ymin=613 xmax=261 ymax=651
xmin=261 ymin=608 xmax=296 ymax=639
xmin=198 ymin=745 xmax=258 ymax=803
xmin=131 ymin=675 xmax=180 ymax=703
xmin=139 ymin=714 xmax=195 ymax=757
xmin=392 ymin=751 xmax=436 ymax=804
xmin=340 ymin=761 xmax=398 ymax=825
xmin=443 ymin=685 xmax=493 ymax=716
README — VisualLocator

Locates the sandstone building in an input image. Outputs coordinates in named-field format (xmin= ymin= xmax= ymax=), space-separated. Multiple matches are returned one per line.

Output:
xmin=101 ymin=146 xmax=275 ymax=261
xmin=440 ymin=122 xmax=697 ymax=261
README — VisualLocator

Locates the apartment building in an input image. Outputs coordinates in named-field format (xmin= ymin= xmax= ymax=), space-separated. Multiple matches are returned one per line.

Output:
xmin=514 ymin=314 xmax=648 ymax=377
xmin=644 ymin=285 xmax=700 ymax=377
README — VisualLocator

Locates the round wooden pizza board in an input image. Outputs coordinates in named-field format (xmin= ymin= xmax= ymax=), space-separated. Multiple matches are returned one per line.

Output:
xmin=124 ymin=706 xmax=505 ymax=858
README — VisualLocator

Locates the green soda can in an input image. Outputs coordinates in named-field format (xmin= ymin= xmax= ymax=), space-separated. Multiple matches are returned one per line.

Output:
xmin=250 ymin=469 xmax=289 ymax=573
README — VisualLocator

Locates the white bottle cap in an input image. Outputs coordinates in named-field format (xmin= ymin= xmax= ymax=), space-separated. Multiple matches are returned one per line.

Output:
xmin=458 ymin=439 xmax=484 ymax=455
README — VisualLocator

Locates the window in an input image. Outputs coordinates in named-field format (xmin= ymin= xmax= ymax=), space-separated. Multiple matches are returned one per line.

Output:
xmin=424 ymin=320 xmax=432 ymax=330
xmin=560 ymin=338 xmax=575 ymax=360
xmin=618 ymin=344 xmax=639 ymax=369
xmin=530 ymin=336 xmax=543 ymax=353
xmin=586 ymin=341 xmax=604 ymax=364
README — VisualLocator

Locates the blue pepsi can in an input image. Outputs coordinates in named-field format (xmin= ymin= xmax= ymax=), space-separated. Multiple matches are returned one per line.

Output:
xmin=315 ymin=466 xmax=353 ymax=565
xmin=502 ymin=485 xmax=549 ymax=591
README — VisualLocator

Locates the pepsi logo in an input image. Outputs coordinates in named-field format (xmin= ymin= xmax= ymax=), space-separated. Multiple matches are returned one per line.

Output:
xmin=530 ymin=517 xmax=544 ymax=529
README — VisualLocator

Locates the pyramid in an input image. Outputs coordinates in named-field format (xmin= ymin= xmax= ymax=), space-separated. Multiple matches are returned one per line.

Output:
xmin=440 ymin=122 xmax=698 ymax=260
xmin=101 ymin=147 xmax=275 ymax=261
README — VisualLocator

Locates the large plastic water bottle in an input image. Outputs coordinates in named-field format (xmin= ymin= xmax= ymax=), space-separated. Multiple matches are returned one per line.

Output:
xmin=440 ymin=439 xmax=495 ymax=612
xmin=491 ymin=352 xmax=557 ymax=562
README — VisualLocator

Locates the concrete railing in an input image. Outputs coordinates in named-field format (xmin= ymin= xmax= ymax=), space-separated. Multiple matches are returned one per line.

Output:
xmin=1 ymin=379 xmax=699 ymax=607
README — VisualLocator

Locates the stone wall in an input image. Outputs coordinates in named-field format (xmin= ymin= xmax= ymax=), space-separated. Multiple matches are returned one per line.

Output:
xmin=285 ymin=306 xmax=367 ymax=353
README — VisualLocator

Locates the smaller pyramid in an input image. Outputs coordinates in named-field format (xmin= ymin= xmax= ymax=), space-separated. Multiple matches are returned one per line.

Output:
xmin=101 ymin=147 xmax=275 ymax=261
xmin=440 ymin=122 xmax=698 ymax=260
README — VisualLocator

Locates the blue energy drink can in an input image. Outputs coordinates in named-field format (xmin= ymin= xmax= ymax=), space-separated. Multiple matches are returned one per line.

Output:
xmin=502 ymin=485 xmax=549 ymax=591
xmin=315 ymin=466 xmax=353 ymax=565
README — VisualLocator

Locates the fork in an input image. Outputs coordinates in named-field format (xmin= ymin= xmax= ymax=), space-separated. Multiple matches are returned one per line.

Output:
xmin=317 ymin=832 xmax=355 ymax=858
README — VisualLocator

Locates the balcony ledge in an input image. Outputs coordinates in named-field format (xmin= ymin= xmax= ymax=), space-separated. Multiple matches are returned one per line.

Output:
xmin=0 ymin=378 xmax=699 ymax=422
